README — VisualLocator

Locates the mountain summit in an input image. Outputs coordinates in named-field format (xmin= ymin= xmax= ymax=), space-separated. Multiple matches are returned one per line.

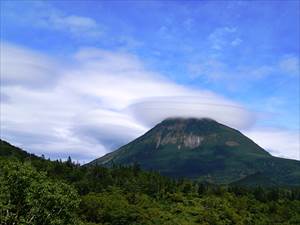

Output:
xmin=90 ymin=118 xmax=300 ymax=186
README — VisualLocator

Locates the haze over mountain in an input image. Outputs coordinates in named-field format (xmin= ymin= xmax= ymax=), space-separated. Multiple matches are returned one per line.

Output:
xmin=91 ymin=118 xmax=300 ymax=186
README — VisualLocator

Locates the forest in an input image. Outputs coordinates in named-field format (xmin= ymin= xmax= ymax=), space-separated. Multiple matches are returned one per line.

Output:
xmin=1 ymin=140 xmax=300 ymax=225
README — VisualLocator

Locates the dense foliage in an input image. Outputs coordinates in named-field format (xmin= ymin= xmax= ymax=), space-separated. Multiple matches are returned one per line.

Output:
xmin=0 ymin=160 xmax=79 ymax=225
xmin=1 ymin=140 xmax=300 ymax=225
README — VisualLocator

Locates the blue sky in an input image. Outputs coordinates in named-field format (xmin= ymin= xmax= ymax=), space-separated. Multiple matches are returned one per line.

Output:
xmin=1 ymin=0 xmax=299 ymax=162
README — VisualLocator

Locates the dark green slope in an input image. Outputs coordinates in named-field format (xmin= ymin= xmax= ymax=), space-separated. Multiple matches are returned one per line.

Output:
xmin=90 ymin=118 xmax=300 ymax=186
xmin=230 ymin=172 xmax=278 ymax=187
xmin=0 ymin=139 xmax=40 ymax=161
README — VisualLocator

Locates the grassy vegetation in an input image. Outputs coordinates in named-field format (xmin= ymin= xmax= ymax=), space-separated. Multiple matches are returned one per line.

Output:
xmin=1 ymin=140 xmax=300 ymax=225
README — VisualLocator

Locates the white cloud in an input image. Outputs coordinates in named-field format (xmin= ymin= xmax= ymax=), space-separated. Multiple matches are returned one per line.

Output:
xmin=5 ymin=2 xmax=102 ymax=39
xmin=0 ymin=85 xmax=104 ymax=162
xmin=245 ymin=128 xmax=300 ymax=160
xmin=127 ymin=96 xmax=255 ymax=129
xmin=231 ymin=38 xmax=242 ymax=46
xmin=208 ymin=26 xmax=241 ymax=50
xmin=1 ymin=42 xmax=298 ymax=161
xmin=248 ymin=65 xmax=274 ymax=79
xmin=72 ymin=109 xmax=147 ymax=149
xmin=0 ymin=42 xmax=59 ymax=88
xmin=47 ymin=14 xmax=102 ymax=38
xmin=279 ymin=55 xmax=299 ymax=76
xmin=187 ymin=55 xmax=298 ymax=83
xmin=188 ymin=59 xmax=226 ymax=80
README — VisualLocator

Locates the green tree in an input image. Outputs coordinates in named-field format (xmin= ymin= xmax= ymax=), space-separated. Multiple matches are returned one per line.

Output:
xmin=0 ymin=160 xmax=79 ymax=225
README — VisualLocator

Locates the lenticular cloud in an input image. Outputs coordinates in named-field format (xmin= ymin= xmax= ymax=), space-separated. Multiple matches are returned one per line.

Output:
xmin=127 ymin=96 xmax=256 ymax=130
xmin=1 ymin=42 xmax=298 ymax=161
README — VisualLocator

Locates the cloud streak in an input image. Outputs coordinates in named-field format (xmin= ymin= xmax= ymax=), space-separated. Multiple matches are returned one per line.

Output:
xmin=3 ymin=1 xmax=102 ymax=40
xmin=245 ymin=128 xmax=300 ymax=160
xmin=208 ymin=26 xmax=242 ymax=51
xmin=187 ymin=55 xmax=299 ymax=87
xmin=0 ymin=43 xmax=59 ymax=88
xmin=1 ymin=42 xmax=299 ymax=161
xmin=127 ymin=96 xmax=255 ymax=129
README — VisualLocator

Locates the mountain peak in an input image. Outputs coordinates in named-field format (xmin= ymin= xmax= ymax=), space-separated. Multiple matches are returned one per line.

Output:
xmin=152 ymin=117 xmax=223 ymax=138
xmin=151 ymin=117 xmax=221 ymax=150
xmin=88 ymin=118 xmax=300 ymax=185
xmin=162 ymin=117 xmax=216 ymax=122
xmin=158 ymin=117 xmax=217 ymax=126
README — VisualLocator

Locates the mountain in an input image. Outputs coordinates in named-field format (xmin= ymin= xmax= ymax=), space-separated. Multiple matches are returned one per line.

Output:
xmin=0 ymin=139 xmax=40 ymax=161
xmin=90 ymin=118 xmax=300 ymax=186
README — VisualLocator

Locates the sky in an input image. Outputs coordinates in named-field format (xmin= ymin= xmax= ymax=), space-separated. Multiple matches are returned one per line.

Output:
xmin=0 ymin=0 xmax=299 ymax=163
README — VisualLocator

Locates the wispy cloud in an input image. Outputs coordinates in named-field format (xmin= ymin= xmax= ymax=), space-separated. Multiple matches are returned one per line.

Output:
xmin=245 ymin=128 xmax=300 ymax=160
xmin=279 ymin=55 xmax=300 ymax=76
xmin=1 ymin=42 xmax=298 ymax=161
xmin=0 ymin=42 xmax=59 ymax=88
xmin=45 ymin=14 xmax=102 ymax=38
xmin=188 ymin=55 xmax=299 ymax=83
xmin=187 ymin=59 xmax=226 ymax=80
xmin=1 ymin=1 xmax=299 ymax=162
xmin=208 ymin=26 xmax=242 ymax=50
xmin=3 ymin=1 xmax=102 ymax=40
xmin=0 ymin=42 xmax=261 ymax=161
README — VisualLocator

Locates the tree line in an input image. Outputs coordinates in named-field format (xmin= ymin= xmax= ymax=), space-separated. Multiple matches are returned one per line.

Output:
xmin=0 ymin=143 xmax=300 ymax=225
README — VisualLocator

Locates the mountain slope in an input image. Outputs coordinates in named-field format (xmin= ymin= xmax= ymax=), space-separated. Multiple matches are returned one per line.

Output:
xmin=90 ymin=118 xmax=300 ymax=186
xmin=0 ymin=139 xmax=40 ymax=161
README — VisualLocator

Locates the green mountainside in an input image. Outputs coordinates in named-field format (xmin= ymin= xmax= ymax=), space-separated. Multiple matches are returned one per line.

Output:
xmin=90 ymin=118 xmax=300 ymax=186
xmin=0 ymin=140 xmax=40 ymax=161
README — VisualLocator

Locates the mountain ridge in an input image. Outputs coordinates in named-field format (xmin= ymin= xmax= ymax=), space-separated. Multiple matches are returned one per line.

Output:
xmin=90 ymin=118 xmax=300 ymax=186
